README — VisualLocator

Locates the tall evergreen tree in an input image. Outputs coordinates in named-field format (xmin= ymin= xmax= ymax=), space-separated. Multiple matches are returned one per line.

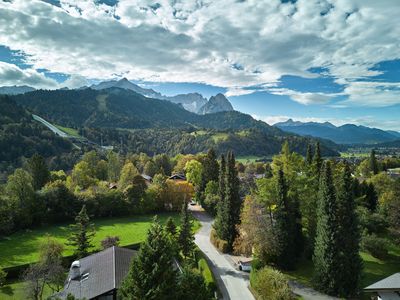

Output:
xmin=274 ymin=169 xmax=303 ymax=270
xmin=202 ymin=148 xmax=219 ymax=191
xmin=306 ymin=144 xmax=313 ymax=166
xmin=178 ymin=202 xmax=195 ymax=258
xmin=336 ymin=163 xmax=362 ymax=297
xmin=218 ymin=154 xmax=226 ymax=203
xmin=215 ymin=151 xmax=241 ymax=250
xmin=67 ymin=205 xmax=95 ymax=258
xmin=365 ymin=182 xmax=378 ymax=212
xmin=313 ymin=142 xmax=322 ymax=176
xmin=119 ymin=217 xmax=177 ymax=300
xmin=369 ymin=149 xmax=379 ymax=175
xmin=27 ymin=154 xmax=50 ymax=191
xmin=313 ymin=162 xmax=341 ymax=295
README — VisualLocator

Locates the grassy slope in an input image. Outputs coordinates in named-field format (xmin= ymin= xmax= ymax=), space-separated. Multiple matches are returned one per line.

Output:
xmin=54 ymin=124 xmax=81 ymax=138
xmin=0 ymin=280 xmax=53 ymax=300
xmin=0 ymin=213 xmax=200 ymax=268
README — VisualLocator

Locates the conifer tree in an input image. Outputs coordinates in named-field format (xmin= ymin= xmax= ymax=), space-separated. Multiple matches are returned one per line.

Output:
xmin=336 ymin=163 xmax=362 ymax=297
xmin=313 ymin=162 xmax=341 ymax=295
xmin=369 ymin=149 xmax=379 ymax=175
xmin=119 ymin=217 xmax=177 ymax=300
xmin=215 ymin=151 xmax=241 ymax=250
xmin=306 ymin=144 xmax=313 ymax=166
xmin=202 ymin=148 xmax=219 ymax=191
xmin=178 ymin=202 xmax=195 ymax=258
xmin=67 ymin=205 xmax=95 ymax=258
xmin=27 ymin=154 xmax=50 ymax=191
xmin=313 ymin=142 xmax=322 ymax=176
xmin=274 ymin=169 xmax=303 ymax=270
xmin=365 ymin=182 xmax=378 ymax=212
xmin=165 ymin=217 xmax=177 ymax=236
xmin=218 ymin=154 xmax=226 ymax=203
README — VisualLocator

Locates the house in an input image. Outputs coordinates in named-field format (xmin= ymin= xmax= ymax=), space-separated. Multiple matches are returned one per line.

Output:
xmin=168 ymin=174 xmax=186 ymax=181
xmin=54 ymin=246 xmax=137 ymax=300
xmin=141 ymin=174 xmax=153 ymax=186
xmin=364 ymin=273 xmax=400 ymax=299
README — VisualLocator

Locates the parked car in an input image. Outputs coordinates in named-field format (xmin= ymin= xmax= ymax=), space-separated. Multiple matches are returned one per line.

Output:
xmin=238 ymin=260 xmax=252 ymax=272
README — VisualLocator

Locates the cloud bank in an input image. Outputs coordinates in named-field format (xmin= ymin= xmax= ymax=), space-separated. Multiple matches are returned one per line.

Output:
xmin=0 ymin=0 xmax=399 ymax=106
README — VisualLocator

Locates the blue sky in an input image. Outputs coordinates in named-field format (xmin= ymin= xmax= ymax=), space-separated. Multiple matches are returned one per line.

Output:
xmin=0 ymin=0 xmax=400 ymax=130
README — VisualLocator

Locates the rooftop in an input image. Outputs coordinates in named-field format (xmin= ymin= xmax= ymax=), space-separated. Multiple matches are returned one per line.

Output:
xmin=364 ymin=273 xmax=400 ymax=291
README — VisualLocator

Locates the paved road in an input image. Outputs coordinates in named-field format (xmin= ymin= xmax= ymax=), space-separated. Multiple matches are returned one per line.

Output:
xmin=290 ymin=281 xmax=339 ymax=300
xmin=192 ymin=208 xmax=254 ymax=300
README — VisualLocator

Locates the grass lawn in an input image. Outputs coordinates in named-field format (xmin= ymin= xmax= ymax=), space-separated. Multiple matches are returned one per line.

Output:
xmin=284 ymin=247 xmax=400 ymax=299
xmin=236 ymin=155 xmax=268 ymax=163
xmin=0 ymin=279 xmax=54 ymax=300
xmin=0 ymin=213 xmax=200 ymax=268
xmin=54 ymin=124 xmax=81 ymax=138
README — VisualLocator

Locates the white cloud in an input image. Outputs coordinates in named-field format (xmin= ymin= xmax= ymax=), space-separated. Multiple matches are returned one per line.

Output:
xmin=0 ymin=0 xmax=399 ymax=106
xmin=268 ymin=88 xmax=337 ymax=105
xmin=0 ymin=62 xmax=58 ymax=88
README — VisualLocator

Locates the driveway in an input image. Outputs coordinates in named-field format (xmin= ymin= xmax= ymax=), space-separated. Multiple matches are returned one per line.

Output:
xmin=191 ymin=206 xmax=255 ymax=300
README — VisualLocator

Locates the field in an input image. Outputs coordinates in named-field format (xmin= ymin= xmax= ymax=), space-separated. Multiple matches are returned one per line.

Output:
xmin=0 ymin=280 xmax=53 ymax=300
xmin=340 ymin=151 xmax=370 ymax=158
xmin=54 ymin=124 xmax=81 ymax=138
xmin=0 ymin=213 xmax=199 ymax=268
xmin=236 ymin=155 xmax=269 ymax=163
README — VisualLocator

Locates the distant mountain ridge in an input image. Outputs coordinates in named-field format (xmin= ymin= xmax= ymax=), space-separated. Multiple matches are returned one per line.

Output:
xmin=275 ymin=119 xmax=400 ymax=144
xmin=8 ymin=88 xmax=340 ymax=157
xmin=0 ymin=85 xmax=36 ymax=95
xmin=91 ymin=78 xmax=231 ymax=114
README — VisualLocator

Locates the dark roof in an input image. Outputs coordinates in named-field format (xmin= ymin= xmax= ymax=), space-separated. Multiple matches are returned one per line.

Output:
xmin=364 ymin=273 xmax=400 ymax=291
xmin=168 ymin=174 xmax=186 ymax=180
xmin=55 ymin=247 xmax=137 ymax=299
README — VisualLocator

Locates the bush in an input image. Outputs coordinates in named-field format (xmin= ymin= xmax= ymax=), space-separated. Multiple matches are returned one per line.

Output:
xmin=250 ymin=266 xmax=294 ymax=300
xmin=101 ymin=236 xmax=120 ymax=249
xmin=361 ymin=233 xmax=389 ymax=259
xmin=210 ymin=229 xmax=229 ymax=253
xmin=0 ymin=268 xmax=7 ymax=287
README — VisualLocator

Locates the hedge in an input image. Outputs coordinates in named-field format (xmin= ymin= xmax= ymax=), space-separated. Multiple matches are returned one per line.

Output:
xmin=210 ymin=228 xmax=229 ymax=253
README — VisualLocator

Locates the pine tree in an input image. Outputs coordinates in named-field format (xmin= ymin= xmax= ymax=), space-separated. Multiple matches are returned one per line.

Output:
xmin=369 ymin=149 xmax=379 ymax=175
xmin=218 ymin=154 xmax=226 ymax=203
xmin=67 ymin=205 xmax=95 ymax=258
xmin=202 ymin=148 xmax=219 ymax=191
xmin=365 ymin=182 xmax=378 ymax=212
xmin=178 ymin=202 xmax=195 ymax=259
xmin=274 ymin=169 xmax=303 ymax=270
xmin=336 ymin=163 xmax=362 ymax=297
xmin=306 ymin=144 xmax=313 ymax=166
xmin=119 ymin=217 xmax=177 ymax=300
xmin=313 ymin=162 xmax=341 ymax=295
xmin=27 ymin=154 xmax=50 ymax=191
xmin=215 ymin=151 xmax=241 ymax=250
xmin=313 ymin=142 xmax=322 ymax=176
xmin=165 ymin=217 xmax=177 ymax=236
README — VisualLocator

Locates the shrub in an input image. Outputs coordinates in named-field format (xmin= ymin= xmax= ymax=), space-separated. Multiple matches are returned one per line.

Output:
xmin=250 ymin=266 xmax=294 ymax=300
xmin=101 ymin=236 xmax=120 ymax=249
xmin=0 ymin=268 xmax=7 ymax=287
xmin=210 ymin=229 xmax=229 ymax=253
xmin=361 ymin=233 xmax=389 ymax=259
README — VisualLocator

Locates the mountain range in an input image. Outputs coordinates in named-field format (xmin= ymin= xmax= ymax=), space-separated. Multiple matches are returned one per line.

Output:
xmin=275 ymin=119 xmax=400 ymax=145
xmin=91 ymin=78 xmax=233 ymax=114
xmin=2 ymin=87 xmax=340 ymax=158
xmin=0 ymin=78 xmax=234 ymax=115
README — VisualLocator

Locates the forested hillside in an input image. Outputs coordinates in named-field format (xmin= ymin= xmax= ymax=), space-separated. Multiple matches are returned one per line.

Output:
xmin=0 ymin=96 xmax=74 ymax=177
xmin=9 ymin=88 xmax=340 ymax=158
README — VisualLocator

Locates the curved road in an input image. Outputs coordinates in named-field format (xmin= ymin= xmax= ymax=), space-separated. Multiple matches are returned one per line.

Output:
xmin=191 ymin=207 xmax=254 ymax=300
